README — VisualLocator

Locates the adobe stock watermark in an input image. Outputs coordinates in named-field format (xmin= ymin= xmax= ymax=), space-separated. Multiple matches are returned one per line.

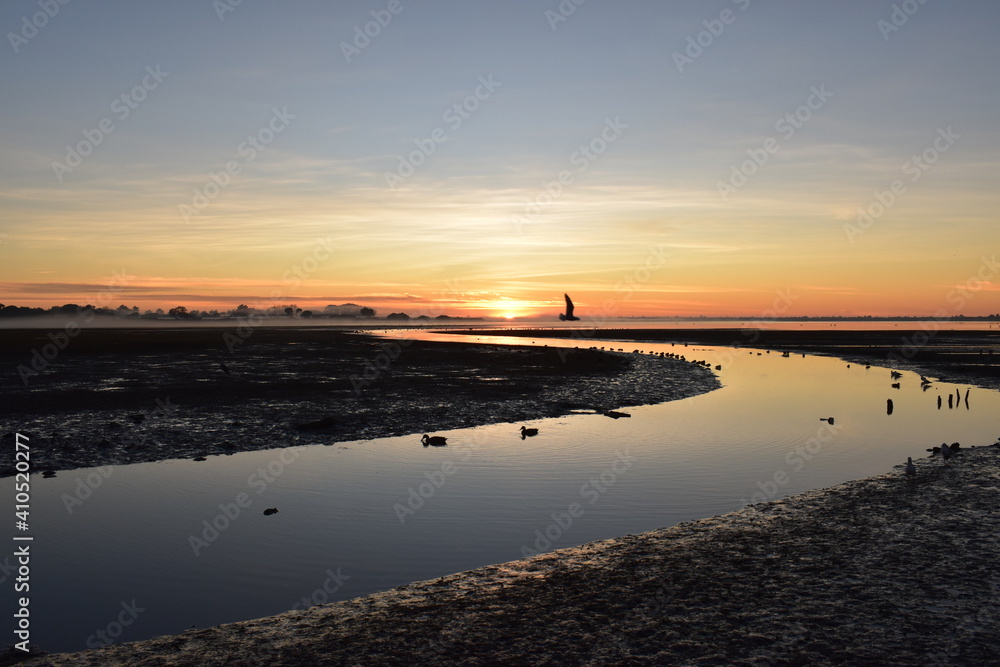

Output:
xmin=672 ymin=0 xmax=751 ymax=74
xmin=843 ymin=126 xmax=959 ymax=243
xmin=51 ymin=65 xmax=169 ymax=182
xmin=188 ymin=447 xmax=301 ymax=556
xmin=341 ymin=0 xmax=411 ymax=62
xmin=717 ymin=85 xmax=832 ymax=201
xmin=222 ymin=236 xmax=335 ymax=353
xmin=878 ymin=0 xmax=930 ymax=41
xmin=349 ymin=278 xmax=462 ymax=393
xmin=384 ymin=75 xmax=501 ymax=190
xmin=16 ymin=269 xmax=132 ymax=386
xmin=392 ymin=433 xmax=486 ymax=524
xmin=7 ymin=0 xmax=72 ymax=54
xmin=179 ymin=106 xmax=295 ymax=222
xmin=511 ymin=116 xmax=628 ymax=233
xmin=519 ymin=449 xmax=637 ymax=558
xmin=85 ymin=600 xmax=145 ymax=649
xmin=885 ymin=255 xmax=998 ymax=367
xmin=545 ymin=0 xmax=587 ymax=31
xmin=737 ymin=420 xmax=840 ymax=509
xmin=61 ymin=396 xmax=175 ymax=514
xmin=706 ymin=287 xmax=799 ymax=371
xmin=553 ymin=243 xmax=668 ymax=360
xmin=289 ymin=567 xmax=351 ymax=610
xmin=213 ymin=0 xmax=245 ymax=22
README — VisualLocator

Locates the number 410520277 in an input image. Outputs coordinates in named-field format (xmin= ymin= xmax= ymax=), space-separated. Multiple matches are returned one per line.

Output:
xmin=15 ymin=434 xmax=31 ymax=525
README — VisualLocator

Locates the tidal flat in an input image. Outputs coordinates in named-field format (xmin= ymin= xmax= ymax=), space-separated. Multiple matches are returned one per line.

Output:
xmin=0 ymin=327 xmax=719 ymax=477
xmin=3 ymin=325 xmax=998 ymax=665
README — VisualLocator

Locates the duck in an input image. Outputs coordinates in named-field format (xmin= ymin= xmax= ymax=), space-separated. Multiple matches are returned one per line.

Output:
xmin=263 ymin=508 xmax=279 ymax=516
xmin=422 ymin=434 xmax=447 ymax=447
xmin=520 ymin=426 xmax=539 ymax=438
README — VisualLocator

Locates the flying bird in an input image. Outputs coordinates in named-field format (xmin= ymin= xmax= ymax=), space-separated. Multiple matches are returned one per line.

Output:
xmin=559 ymin=293 xmax=580 ymax=321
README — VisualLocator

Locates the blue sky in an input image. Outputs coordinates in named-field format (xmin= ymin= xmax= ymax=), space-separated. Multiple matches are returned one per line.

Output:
xmin=2 ymin=0 xmax=998 ymax=316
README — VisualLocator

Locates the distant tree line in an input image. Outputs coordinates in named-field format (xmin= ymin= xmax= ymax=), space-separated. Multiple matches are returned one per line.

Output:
xmin=0 ymin=302 xmax=488 ymax=321
xmin=0 ymin=302 xmax=379 ymax=320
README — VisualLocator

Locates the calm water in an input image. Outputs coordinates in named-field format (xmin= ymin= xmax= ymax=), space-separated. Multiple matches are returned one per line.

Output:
xmin=4 ymin=333 xmax=999 ymax=653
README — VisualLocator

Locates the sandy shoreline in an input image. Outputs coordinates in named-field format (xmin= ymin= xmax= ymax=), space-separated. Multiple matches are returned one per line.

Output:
xmin=19 ymin=443 xmax=1000 ymax=666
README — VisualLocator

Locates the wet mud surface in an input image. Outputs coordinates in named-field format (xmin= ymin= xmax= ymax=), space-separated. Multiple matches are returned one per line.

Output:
xmin=0 ymin=327 xmax=719 ymax=477
xmin=23 ymin=444 xmax=1000 ymax=666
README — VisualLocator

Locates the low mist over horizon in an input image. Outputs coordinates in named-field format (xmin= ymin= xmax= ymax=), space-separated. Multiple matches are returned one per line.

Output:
xmin=2 ymin=1 xmax=999 ymax=318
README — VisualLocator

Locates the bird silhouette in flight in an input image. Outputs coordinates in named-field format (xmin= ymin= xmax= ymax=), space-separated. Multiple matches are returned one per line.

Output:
xmin=559 ymin=293 xmax=580 ymax=321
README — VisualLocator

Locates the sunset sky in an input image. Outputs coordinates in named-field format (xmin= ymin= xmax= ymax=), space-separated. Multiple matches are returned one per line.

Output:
xmin=2 ymin=0 xmax=998 ymax=318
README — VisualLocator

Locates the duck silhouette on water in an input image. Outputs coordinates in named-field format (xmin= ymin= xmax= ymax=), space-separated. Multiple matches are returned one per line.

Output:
xmin=520 ymin=426 xmax=539 ymax=439
xmin=422 ymin=434 xmax=447 ymax=447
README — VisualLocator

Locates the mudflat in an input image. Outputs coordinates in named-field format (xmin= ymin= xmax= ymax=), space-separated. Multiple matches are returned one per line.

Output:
xmin=0 ymin=326 xmax=719 ymax=477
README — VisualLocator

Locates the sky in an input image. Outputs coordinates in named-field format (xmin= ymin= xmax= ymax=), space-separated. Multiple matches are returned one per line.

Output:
xmin=1 ymin=0 xmax=999 ymax=319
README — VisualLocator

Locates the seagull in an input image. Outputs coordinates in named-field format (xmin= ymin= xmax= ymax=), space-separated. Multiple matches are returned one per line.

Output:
xmin=559 ymin=293 xmax=580 ymax=321
xmin=520 ymin=426 xmax=539 ymax=439
xmin=422 ymin=434 xmax=447 ymax=447
xmin=905 ymin=457 xmax=916 ymax=480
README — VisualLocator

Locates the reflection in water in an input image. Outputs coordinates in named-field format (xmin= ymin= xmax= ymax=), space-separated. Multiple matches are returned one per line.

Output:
xmin=4 ymin=334 xmax=999 ymax=653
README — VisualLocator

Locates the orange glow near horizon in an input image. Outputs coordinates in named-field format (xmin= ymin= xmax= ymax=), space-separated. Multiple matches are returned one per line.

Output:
xmin=3 ymin=279 xmax=998 ymax=319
